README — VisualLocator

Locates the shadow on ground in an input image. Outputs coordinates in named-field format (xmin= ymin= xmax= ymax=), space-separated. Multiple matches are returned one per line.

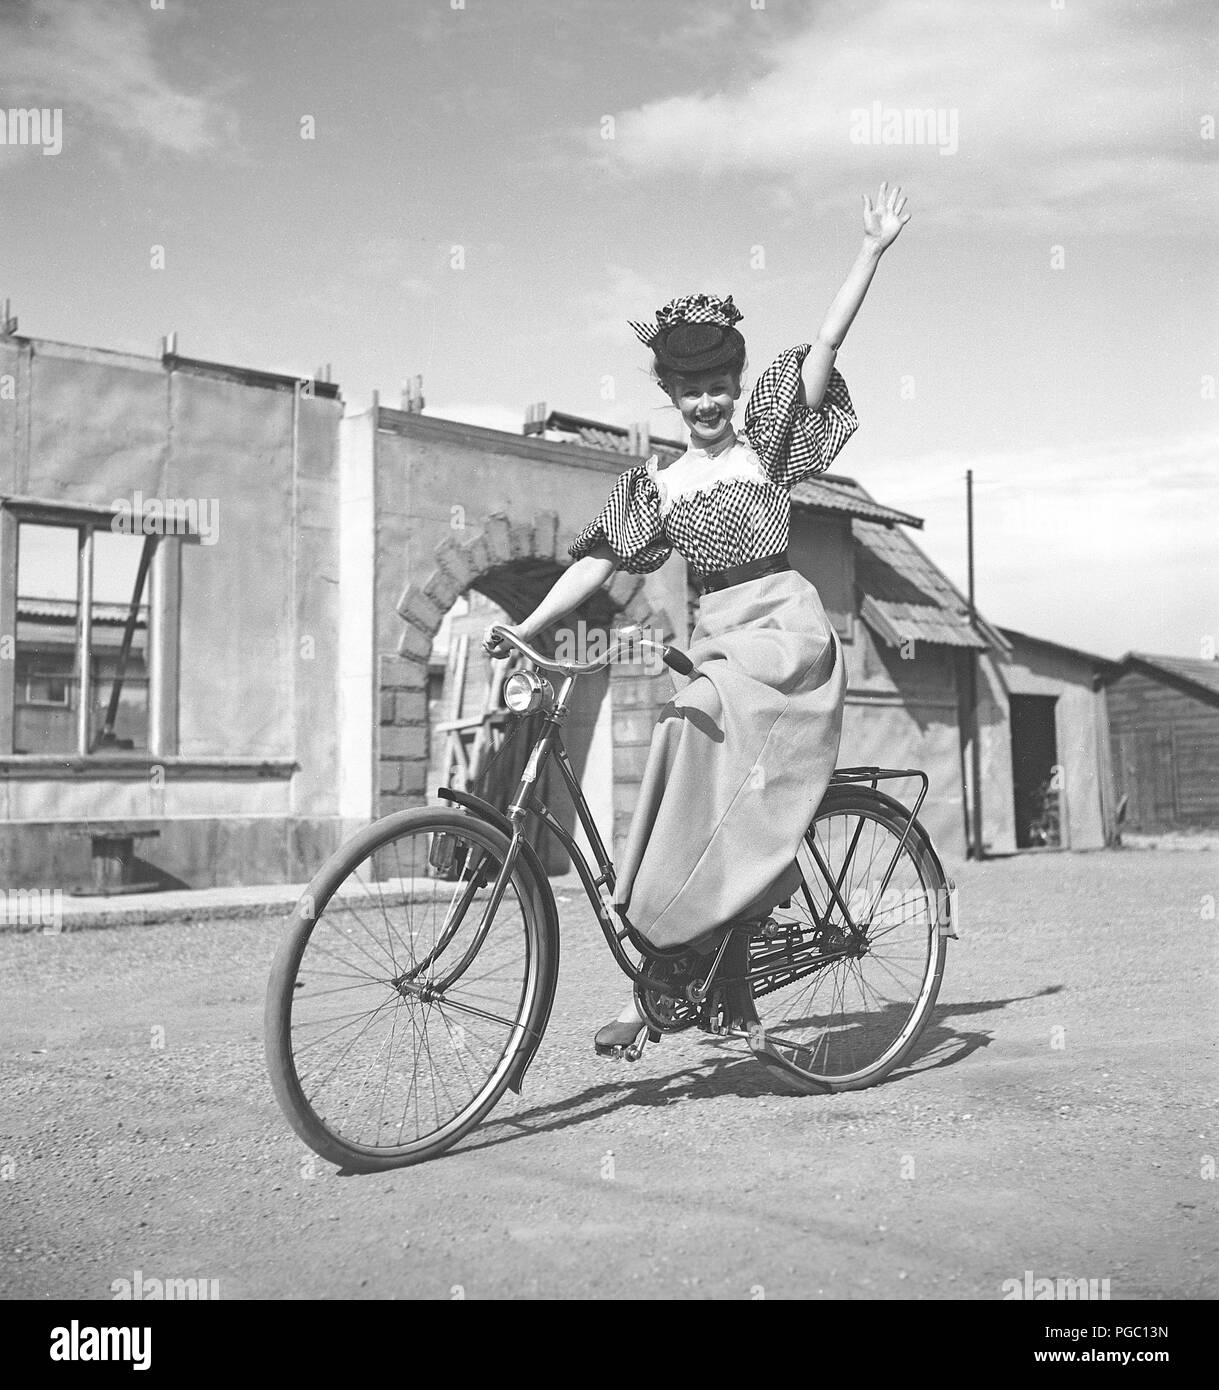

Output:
xmin=344 ymin=984 xmax=1065 ymax=1171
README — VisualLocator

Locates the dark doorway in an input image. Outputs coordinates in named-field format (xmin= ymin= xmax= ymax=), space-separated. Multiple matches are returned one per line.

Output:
xmin=1010 ymin=695 xmax=1061 ymax=848
xmin=429 ymin=573 xmax=617 ymax=878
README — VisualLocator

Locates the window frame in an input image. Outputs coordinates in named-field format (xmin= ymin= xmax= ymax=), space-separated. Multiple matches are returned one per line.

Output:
xmin=1 ymin=498 xmax=181 ymax=762
xmin=19 ymin=671 xmax=73 ymax=708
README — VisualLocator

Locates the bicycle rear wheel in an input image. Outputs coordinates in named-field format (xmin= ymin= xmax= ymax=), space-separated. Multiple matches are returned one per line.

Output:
xmin=736 ymin=786 xmax=949 ymax=1093
xmin=265 ymin=808 xmax=553 ymax=1171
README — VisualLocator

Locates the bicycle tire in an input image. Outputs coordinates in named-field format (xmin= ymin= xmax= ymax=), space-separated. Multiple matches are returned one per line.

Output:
xmin=735 ymin=785 xmax=949 ymax=1094
xmin=265 ymin=807 xmax=555 ymax=1171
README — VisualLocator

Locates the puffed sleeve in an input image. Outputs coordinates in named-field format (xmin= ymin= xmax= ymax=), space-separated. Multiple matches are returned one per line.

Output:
xmin=742 ymin=344 xmax=858 ymax=489
xmin=568 ymin=462 xmax=672 ymax=574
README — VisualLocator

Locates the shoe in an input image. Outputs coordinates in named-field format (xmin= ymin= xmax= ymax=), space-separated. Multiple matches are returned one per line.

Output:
xmin=594 ymin=1019 xmax=661 ymax=1058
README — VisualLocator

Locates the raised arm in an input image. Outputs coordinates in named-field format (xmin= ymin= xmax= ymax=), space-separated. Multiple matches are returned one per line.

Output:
xmin=801 ymin=182 xmax=911 ymax=408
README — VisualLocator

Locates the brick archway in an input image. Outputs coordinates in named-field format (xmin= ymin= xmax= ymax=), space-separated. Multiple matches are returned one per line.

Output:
xmin=378 ymin=509 xmax=678 ymax=822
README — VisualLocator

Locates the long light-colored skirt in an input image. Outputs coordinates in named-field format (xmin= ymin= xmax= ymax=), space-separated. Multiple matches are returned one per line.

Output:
xmin=613 ymin=569 xmax=845 ymax=950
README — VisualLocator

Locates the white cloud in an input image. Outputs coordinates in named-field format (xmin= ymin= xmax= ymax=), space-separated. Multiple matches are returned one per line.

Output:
xmin=0 ymin=0 xmax=236 ymax=165
xmin=864 ymin=428 xmax=1219 ymax=656
xmin=579 ymin=264 xmax=670 ymax=343
xmin=598 ymin=0 xmax=1214 ymax=231
xmin=400 ymin=276 xmax=437 ymax=300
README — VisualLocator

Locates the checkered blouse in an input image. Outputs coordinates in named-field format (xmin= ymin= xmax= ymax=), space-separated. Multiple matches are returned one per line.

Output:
xmin=568 ymin=344 xmax=857 ymax=576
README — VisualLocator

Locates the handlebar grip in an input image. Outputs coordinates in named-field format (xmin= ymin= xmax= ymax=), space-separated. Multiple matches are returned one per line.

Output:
xmin=486 ymin=624 xmax=513 ymax=658
xmin=662 ymin=645 xmax=694 ymax=676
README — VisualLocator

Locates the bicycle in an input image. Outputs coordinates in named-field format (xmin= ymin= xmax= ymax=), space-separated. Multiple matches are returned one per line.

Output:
xmin=265 ymin=624 xmax=958 ymax=1172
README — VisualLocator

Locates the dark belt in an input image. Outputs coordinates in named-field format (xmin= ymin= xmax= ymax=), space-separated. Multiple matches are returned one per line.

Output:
xmin=695 ymin=551 xmax=792 ymax=594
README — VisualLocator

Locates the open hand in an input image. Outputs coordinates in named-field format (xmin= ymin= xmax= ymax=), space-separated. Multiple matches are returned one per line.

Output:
xmin=862 ymin=182 xmax=911 ymax=251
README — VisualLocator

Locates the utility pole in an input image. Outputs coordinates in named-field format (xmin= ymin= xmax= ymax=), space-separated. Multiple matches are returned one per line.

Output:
xmin=966 ymin=469 xmax=985 ymax=860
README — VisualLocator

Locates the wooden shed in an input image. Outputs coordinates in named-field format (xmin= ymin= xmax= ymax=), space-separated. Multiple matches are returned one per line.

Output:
xmin=993 ymin=630 xmax=1119 ymax=852
xmin=1103 ymin=653 xmax=1219 ymax=830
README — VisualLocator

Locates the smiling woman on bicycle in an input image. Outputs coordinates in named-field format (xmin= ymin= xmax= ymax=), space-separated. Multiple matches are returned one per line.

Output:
xmin=484 ymin=184 xmax=912 ymax=1055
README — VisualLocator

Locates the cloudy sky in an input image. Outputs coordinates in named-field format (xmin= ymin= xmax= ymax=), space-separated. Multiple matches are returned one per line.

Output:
xmin=1 ymin=0 xmax=1214 ymax=659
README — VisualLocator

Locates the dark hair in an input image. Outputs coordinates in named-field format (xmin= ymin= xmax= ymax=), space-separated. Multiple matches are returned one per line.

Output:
xmin=653 ymin=351 xmax=748 ymax=396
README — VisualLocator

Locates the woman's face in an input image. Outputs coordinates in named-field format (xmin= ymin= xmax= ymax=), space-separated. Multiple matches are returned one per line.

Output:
xmin=667 ymin=370 xmax=742 ymax=448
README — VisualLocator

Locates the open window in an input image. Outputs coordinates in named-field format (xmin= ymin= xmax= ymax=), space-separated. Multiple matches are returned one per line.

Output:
xmin=6 ymin=506 xmax=179 ymax=758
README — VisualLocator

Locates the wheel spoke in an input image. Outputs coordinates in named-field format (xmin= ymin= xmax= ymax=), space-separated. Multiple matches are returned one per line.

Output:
xmin=744 ymin=792 xmax=946 ymax=1086
xmin=269 ymin=814 xmax=543 ymax=1165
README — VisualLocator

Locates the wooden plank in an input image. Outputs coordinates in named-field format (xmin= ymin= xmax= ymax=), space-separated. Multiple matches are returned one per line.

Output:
xmin=0 ymin=509 xmax=17 ymax=753
xmin=434 ymin=715 xmax=490 ymax=733
xmin=1113 ymin=730 xmax=1129 ymax=806
xmin=1119 ymin=729 xmax=1148 ymax=827
xmin=1152 ymin=727 xmax=1177 ymax=820
xmin=75 ymin=526 xmax=93 ymax=755
xmin=149 ymin=535 xmax=180 ymax=756
xmin=449 ymin=632 xmax=468 ymax=725
xmin=1159 ymin=715 xmax=1219 ymax=734
xmin=1172 ymin=727 xmax=1219 ymax=816
xmin=446 ymin=730 xmax=470 ymax=790
xmin=1109 ymin=680 xmax=1214 ymax=716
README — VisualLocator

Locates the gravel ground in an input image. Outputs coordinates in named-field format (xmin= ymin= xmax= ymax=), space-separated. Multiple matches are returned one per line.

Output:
xmin=1121 ymin=832 xmax=1219 ymax=852
xmin=0 ymin=847 xmax=1215 ymax=1301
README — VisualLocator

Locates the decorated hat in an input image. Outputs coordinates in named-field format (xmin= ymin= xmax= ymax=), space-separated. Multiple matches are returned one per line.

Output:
xmin=629 ymin=293 xmax=745 ymax=374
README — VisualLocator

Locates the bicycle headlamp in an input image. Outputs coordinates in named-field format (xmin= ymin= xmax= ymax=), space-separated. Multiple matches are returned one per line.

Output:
xmin=504 ymin=671 xmax=551 ymax=713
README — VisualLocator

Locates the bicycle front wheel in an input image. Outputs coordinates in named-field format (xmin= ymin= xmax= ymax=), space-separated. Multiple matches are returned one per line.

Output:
xmin=265 ymin=808 xmax=553 ymax=1171
xmin=737 ymin=786 xmax=949 ymax=1093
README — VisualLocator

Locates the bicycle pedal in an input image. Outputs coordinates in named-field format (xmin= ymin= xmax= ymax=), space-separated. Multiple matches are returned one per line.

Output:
xmin=596 ymin=1025 xmax=661 ymax=1061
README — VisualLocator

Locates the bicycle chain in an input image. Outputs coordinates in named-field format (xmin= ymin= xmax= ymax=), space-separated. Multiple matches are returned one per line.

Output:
xmin=746 ymin=921 xmax=844 ymax=1001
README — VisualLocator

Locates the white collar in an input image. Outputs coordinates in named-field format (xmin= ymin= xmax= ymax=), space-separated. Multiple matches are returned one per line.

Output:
xmin=648 ymin=439 xmax=768 ymax=514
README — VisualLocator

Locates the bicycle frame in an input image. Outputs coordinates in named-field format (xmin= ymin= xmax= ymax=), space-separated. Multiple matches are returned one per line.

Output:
xmin=441 ymin=665 xmax=671 ymax=995
xmin=437 ymin=630 xmax=939 ymax=1000
xmin=268 ymin=644 xmax=952 ymax=1163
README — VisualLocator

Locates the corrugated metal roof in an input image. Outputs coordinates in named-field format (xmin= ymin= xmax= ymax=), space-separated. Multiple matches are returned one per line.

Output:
xmin=860 ymin=595 xmax=988 ymax=650
xmin=854 ymin=517 xmax=1009 ymax=654
xmin=19 ymin=599 xmax=146 ymax=625
xmin=790 ymin=474 xmax=922 ymax=528
xmin=1123 ymin=652 xmax=1219 ymax=700
xmin=533 ymin=411 xmax=685 ymax=462
xmin=578 ymin=426 xmax=685 ymax=460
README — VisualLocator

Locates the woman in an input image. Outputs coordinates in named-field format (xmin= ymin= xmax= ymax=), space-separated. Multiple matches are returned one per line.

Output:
xmin=484 ymin=183 xmax=912 ymax=1053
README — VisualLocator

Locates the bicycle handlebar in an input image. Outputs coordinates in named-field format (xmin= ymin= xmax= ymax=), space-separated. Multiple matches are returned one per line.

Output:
xmin=487 ymin=623 xmax=694 ymax=678
xmin=660 ymin=644 xmax=694 ymax=676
